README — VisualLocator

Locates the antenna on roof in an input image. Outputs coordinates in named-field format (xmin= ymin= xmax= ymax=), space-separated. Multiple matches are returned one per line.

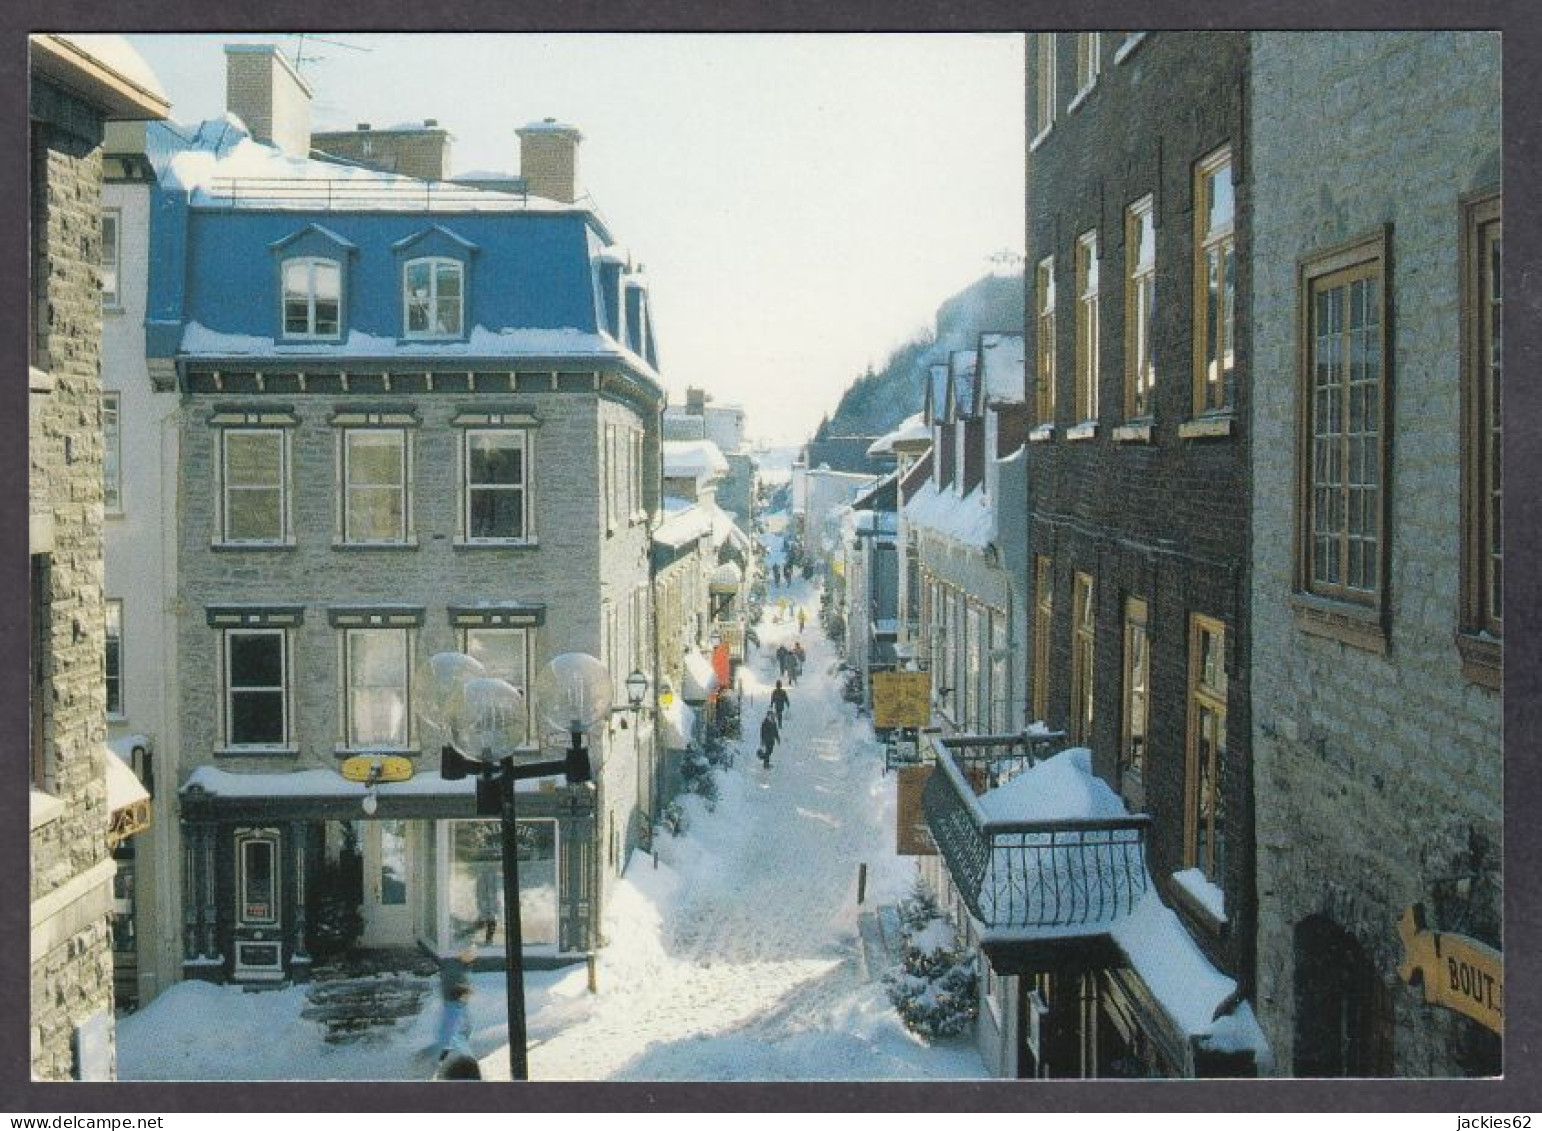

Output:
xmin=288 ymin=33 xmax=371 ymax=76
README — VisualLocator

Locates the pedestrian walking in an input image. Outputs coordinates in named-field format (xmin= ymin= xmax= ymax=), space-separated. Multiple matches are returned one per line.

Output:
xmin=758 ymin=708 xmax=780 ymax=767
xmin=771 ymin=679 xmax=789 ymax=725
xmin=797 ymin=608 xmax=807 ymax=635
xmin=776 ymin=644 xmax=789 ymax=677
xmin=436 ymin=980 xmax=474 ymax=1064
xmin=474 ymin=862 xmax=500 ymax=944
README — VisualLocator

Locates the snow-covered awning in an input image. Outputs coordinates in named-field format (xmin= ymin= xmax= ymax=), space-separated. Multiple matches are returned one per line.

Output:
xmin=105 ymin=743 xmax=151 ymax=848
xmin=680 ymin=648 xmax=718 ymax=704
xmin=867 ymin=413 xmax=930 ymax=457
xmin=709 ymin=561 xmax=744 ymax=592
xmin=660 ymin=697 xmax=697 ymax=749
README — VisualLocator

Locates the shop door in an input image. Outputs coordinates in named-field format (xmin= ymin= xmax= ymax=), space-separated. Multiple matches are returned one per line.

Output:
xmin=361 ymin=820 xmax=414 ymax=947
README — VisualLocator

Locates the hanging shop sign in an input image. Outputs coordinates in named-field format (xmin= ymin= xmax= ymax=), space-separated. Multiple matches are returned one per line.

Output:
xmin=1397 ymin=903 xmax=1503 ymax=1034
xmin=339 ymin=755 xmax=415 ymax=784
xmin=872 ymin=670 xmax=932 ymax=729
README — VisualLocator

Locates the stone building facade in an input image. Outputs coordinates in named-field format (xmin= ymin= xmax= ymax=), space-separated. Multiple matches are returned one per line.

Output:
xmin=139 ymin=50 xmax=665 ymax=985
xmin=1248 ymin=31 xmax=1502 ymax=1077
xmin=1016 ymin=30 xmax=1260 ymax=1076
xmin=29 ymin=34 xmax=167 ymax=1080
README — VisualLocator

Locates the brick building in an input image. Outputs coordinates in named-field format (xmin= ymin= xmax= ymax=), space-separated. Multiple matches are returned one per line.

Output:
xmin=29 ymin=33 xmax=167 ymax=1079
xmin=1011 ymin=30 xmax=1260 ymax=1076
xmin=1248 ymin=31 xmax=1502 ymax=1077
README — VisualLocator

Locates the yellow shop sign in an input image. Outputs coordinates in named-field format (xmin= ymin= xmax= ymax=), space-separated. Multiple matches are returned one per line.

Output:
xmin=1397 ymin=903 xmax=1503 ymax=1034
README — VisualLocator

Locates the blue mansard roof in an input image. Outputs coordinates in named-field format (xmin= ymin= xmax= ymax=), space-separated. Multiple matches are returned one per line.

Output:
xmin=144 ymin=118 xmax=660 ymax=386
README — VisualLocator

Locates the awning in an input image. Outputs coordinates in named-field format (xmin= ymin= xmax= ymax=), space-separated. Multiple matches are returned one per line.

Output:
xmin=681 ymin=647 xmax=718 ymax=703
xmin=660 ymin=697 xmax=697 ymax=749
xmin=105 ymin=745 xmax=150 ymax=848
xmin=709 ymin=561 xmax=743 ymax=592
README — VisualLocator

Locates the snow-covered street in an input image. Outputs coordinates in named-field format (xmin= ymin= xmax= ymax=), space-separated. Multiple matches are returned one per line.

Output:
xmin=119 ymin=521 xmax=988 ymax=1082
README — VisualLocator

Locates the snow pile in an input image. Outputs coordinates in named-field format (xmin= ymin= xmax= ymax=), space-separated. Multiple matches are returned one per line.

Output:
xmin=903 ymin=480 xmax=993 ymax=549
xmin=1110 ymin=891 xmax=1236 ymax=1039
xmin=975 ymin=747 xmax=1126 ymax=823
xmin=1171 ymin=866 xmax=1229 ymax=924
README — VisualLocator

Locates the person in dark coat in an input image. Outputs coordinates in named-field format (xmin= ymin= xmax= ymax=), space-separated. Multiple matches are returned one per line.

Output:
xmin=758 ymin=709 xmax=780 ymax=767
xmin=771 ymin=679 xmax=790 ymax=725
xmin=776 ymin=644 xmax=790 ymax=678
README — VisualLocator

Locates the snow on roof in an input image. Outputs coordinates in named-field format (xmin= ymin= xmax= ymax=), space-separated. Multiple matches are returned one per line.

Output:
xmin=976 ymin=748 xmax=1126 ymax=823
xmin=867 ymin=413 xmax=929 ymax=457
xmin=1111 ymin=890 xmax=1238 ymax=1040
xmin=179 ymin=321 xmax=655 ymax=371
xmin=153 ymin=118 xmax=585 ymax=215
xmin=58 ymin=34 xmax=168 ymax=102
xmin=903 ymin=479 xmax=993 ymax=550
xmin=654 ymin=502 xmax=713 ymax=549
xmin=978 ymin=332 xmax=1026 ymax=405
xmin=107 ymin=733 xmax=152 ymax=760
xmin=663 ymin=439 xmax=729 ymax=482
xmin=660 ymin=696 xmax=697 ymax=748
xmin=710 ymin=561 xmax=744 ymax=589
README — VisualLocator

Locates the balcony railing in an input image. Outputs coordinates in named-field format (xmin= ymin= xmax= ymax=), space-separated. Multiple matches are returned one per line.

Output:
xmin=922 ymin=731 xmax=1150 ymax=934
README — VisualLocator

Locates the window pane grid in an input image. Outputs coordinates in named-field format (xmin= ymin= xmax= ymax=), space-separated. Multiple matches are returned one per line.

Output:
xmin=226 ymin=630 xmax=287 ymax=747
xmin=465 ymin=429 xmax=527 ymax=540
xmin=1126 ymin=200 xmax=1156 ymax=418
xmin=344 ymin=430 xmax=407 ymax=543
xmin=1071 ymin=573 xmax=1095 ymax=744
xmin=1187 ymin=618 xmax=1227 ymax=881
xmin=1308 ymin=264 xmax=1382 ymax=601
xmin=223 ymin=430 xmax=287 ymax=543
xmin=282 ymin=258 xmax=340 ymax=339
xmin=1121 ymin=598 xmax=1148 ymax=780
xmin=346 ymin=629 xmax=409 ymax=748
xmin=1194 ymin=151 xmax=1235 ymax=413
xmin=405 ymin=258 xmax=464 ymax=338
xmin=1036 ymin=257 xmax=1057 ymax=423
xmin=1076 ymin=233 xmax=1100 ymax=422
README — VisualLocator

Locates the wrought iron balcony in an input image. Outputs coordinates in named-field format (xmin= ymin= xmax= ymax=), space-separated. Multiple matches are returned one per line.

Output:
xmin=922 ymin=732 xmax=1151 ymax=935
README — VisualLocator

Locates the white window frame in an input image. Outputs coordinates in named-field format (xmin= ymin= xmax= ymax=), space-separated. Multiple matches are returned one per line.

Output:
xmin=219 ymin=427 xmax=291 ymax=546
xmin=341 ymin=626 xmax=413 ymax=751
xmin=462 ymin=428 xmax=529 ymax=543
xmin=1125 ymin=196 xmax=1157 ymax=421
xmin=101 ymin=208 xmax=121 ymax=310
xmin=105 ymin=598 xmax=124 ymax=719
xmin=222 ymin=628 xmax=291 ymax=751
xmin=340 ymin=427 xmax=411 ymax=545
xmin=1032 ymin=33 xmax=1057 ymax=148
xmin=1075 ymin=230 xmax=1101 ymax=424
xmin=403 ymin=256 xmax=464 ymax=339
xmin=280 ymin=256 xmax=342 ymax=341
xmin=1071 ymin=32 xmax=1102 ymax=107
xmin=103 ymin=391 xmax=122 ymax=515
xmin=460 ymin=625 xmax=533 ymax=746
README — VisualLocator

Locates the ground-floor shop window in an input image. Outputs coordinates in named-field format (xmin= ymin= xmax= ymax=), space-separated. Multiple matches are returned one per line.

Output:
xmin=447 ymin=818 xmax=558 ymax=948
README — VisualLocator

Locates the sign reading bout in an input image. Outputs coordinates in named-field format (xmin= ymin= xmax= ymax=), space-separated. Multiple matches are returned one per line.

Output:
xmin=1397 ymin=903 xmax=1503 ymax=1035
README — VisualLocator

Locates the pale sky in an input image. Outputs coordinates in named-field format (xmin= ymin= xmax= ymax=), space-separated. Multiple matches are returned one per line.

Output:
xmin=126 ymin=33 xmax=1026 ymax=446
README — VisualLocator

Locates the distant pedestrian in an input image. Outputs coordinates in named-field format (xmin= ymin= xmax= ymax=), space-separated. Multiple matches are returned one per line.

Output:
xmin=792 ymin=642 xmax=806 ymax=685
xmin=758 ymin=709 xmax=780 ymax=767
xmin=475 ymin=862 xmax=500 ymax=944
xmin=776 ymin=644 xmax=789 ymax=676
xmin=772 ymin=679 xmax=789 ymax=725
xmin=797 ymin=608 xmax=807 ymax=635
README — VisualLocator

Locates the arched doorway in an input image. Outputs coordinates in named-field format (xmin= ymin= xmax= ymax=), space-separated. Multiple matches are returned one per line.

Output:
xmin=1292 ymin=915 xmax=1395 ymax=1076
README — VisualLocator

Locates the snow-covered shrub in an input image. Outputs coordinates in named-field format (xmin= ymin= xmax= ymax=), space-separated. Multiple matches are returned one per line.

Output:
xmin=680 ymin=747 xmax=720 ymax=807
xmin=885 ymin=881 xmax=978 ymax=1040
xmin=659 ymin=799 xmax=690 ymax=838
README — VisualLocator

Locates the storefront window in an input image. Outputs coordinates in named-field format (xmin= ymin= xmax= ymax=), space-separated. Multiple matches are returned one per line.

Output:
xmin=448 ymin=819 xmax=558 ymax=948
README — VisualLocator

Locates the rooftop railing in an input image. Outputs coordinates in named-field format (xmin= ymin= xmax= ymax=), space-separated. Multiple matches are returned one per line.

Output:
xmin=922 ymin=731 xmax=1151 ymax=933
xmin=200 ymin=177 xmax=529 ymax=210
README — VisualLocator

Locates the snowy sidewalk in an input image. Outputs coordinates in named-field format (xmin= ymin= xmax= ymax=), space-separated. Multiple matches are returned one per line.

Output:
xmin=118 ymin=529 xmax=988 ymax=1082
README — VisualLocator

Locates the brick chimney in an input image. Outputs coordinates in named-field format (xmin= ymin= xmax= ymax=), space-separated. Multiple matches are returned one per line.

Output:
xmin=517 ymin=118 xmax=582 ymax=203
xmin=225 ymin=44 xmax=313 ymax=158
xmin=312 ymin=119 xmax=453 ymax=181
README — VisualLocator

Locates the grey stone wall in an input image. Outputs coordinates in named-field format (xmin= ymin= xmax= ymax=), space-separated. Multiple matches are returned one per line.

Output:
xmin=1249 ymin=31 xmax=1502 ymax=1076
xmin=29 ymin=87 xmax=117 ymax=1080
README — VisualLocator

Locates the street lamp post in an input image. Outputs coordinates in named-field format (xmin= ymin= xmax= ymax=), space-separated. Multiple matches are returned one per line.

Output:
xmin=418 ymin=650 xmax=617 ymax=1081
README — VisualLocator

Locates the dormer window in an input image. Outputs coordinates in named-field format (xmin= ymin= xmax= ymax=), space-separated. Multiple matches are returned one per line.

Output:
xmin=404 ymin=257 xmax=463 ymax=338
xmin=282 ymin=258 xmax=341 ymax=339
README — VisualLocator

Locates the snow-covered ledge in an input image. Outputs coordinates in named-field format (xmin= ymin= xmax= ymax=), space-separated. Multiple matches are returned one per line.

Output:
xmin=1171 ymin=866 xmax=1228 ymax=933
